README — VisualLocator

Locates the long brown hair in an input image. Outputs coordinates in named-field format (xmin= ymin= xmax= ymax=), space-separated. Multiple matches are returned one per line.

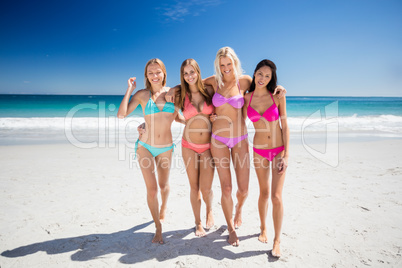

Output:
xmin=179 ymin=59 xmax=213 ymax=111
xmin=144 ymin=58 xmax=167 ymax=89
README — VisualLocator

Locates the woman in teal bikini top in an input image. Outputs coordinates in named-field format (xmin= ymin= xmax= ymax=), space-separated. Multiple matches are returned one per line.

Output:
xmin=136 ymin=90 xmax=176 ymax=157
xmin=117 ymin=58 xmax=182 ymax=245
xmin=144 ymin=90 xmax=175 ymax=115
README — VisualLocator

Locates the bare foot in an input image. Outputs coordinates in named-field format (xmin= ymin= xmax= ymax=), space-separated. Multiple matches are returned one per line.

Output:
xmin=234 ymin=204 xmax=242 ymax=228
xmin=152 ymin=227 xmax=164 ymax=244
xmin=206 ymin=210 xmax=214 ymax=229
xmin=272 ymin=240 xmax=281 ymax=258
xmin=195 ymin=224 xmax=206 ymax=237
xmin=227 ymin=230 xmax=239 ymax=246
xmin=258 ymin=228 xmax=268 ymax=243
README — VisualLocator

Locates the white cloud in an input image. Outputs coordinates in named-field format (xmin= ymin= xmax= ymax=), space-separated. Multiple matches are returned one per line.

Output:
xmin=158 ymin=0 xmax=222 ymax=22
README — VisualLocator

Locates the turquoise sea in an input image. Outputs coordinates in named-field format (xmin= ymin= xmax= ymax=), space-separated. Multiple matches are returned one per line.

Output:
xmin=0 ymin=94 xmax=401 ymax=144
xmin=1 ymin=95 xmax=401 ymax=118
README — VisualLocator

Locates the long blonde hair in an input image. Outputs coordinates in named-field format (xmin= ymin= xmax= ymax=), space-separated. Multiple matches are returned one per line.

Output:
xmin=144 ymin=58 xmax=167 ymax=89
xmin=214 ymin=46 xmax=243 ymax=88
xmin=179 ymin=59 xmax=213 ymax=111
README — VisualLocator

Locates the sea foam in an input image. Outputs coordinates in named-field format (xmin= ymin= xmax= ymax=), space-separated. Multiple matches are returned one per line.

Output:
xmin=1 ymin=115 xmax=402 ymax=134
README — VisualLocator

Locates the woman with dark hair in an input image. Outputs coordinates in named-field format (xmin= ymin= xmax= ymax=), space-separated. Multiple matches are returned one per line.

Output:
xmin=243 ymin=59 xmax=289 ymax=257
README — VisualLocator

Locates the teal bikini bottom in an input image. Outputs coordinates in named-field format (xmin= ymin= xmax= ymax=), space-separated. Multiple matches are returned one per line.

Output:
xmin=135 ymin=140 xmax=175 ymax=158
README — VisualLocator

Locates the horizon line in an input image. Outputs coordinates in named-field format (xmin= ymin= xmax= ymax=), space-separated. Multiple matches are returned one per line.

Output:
xmin=0 ymin=93 xmax=401 ymax=98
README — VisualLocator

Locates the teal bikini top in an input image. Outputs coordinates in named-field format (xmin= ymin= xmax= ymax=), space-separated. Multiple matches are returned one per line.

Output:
xmin=143 ymin=90 xmax=175 ymax=115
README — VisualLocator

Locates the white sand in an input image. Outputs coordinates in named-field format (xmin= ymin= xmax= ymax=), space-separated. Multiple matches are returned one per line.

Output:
xmin=1 ymin=138 xmax=402 ymax=267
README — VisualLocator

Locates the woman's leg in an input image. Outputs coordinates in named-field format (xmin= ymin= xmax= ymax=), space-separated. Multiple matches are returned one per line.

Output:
xmin=199 ymin=149 xmax=215 ymax=229
xmin=253 ymin=150 xmax=271 ymax=243
xmin=154 ymin=148 xmax=173 ymax=224
xmin=271 ymin=153 xmax=286 ymax=257
xmin=231 ymin=138 xmax=250 ymax=229
xmin=211 ymin=139 xmax=239 ymax=246
xmin=136 ymin=146 xmax=163 ymax=244
xmin=182 ymin=146 xmax=205 ymax=236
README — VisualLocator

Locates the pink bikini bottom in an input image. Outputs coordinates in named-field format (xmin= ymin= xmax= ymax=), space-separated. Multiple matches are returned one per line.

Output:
xmin=211 ymin=133 xmax=248 ymax=149
xmin=182 ymin=139 xmax=211 ymax=154
xmin=253 ymin=146 xmax=284 ymax=162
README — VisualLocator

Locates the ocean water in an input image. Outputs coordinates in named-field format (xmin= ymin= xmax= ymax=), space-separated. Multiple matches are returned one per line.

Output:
xmin=0 ymin=94 xmax=401 ymax=145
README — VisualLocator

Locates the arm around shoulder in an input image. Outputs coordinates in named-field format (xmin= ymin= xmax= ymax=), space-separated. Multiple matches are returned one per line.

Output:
xmin=174 ymin=112 xmax=186 ymax=125
xmin=203 ymin=76 xmax=217 ymax=90
xmin=239 ymin=75 xmax=252 ymax=94
xmin=165 ymin=85 xmax=181 ymax=103
xmin=274 ymin=85 xmax=287 ymax=98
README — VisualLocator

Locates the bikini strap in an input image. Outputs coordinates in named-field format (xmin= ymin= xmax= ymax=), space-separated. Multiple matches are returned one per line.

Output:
xmin=269 ymin=91 xmax=275 ymax=103
xmin=149 ymin=88 xmax=168 ymax=100
xmin=237 ymin=80 xmax=241 ymax=93
xmin=249 ymin=91 xmax=255 ymax=103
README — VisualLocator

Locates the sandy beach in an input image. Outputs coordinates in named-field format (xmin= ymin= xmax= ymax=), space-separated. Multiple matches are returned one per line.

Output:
xmin=1 ymin=136 xmax=402 ymax=267
xmin=1 ymin=0 xmax=401 ymax=266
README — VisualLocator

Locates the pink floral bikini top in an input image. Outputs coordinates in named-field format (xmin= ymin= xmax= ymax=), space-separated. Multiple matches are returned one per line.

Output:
xmin=182 ymin=93 xmax=214 ymax=120
xmin=247 ymin=91 xmax=279 ymax=122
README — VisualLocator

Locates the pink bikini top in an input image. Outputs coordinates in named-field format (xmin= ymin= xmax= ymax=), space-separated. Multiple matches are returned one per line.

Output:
xmin=247 ymin=91 xmax=279 ymax=122
xmin=212 ymin=81 xmax=244 ymax=109
xmin=182 ymin=93 xmax=214 ymax=120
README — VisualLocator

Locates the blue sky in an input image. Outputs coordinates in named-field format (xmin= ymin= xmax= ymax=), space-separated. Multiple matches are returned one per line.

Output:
xmin=0 ymin=0 xmax=401 ymax=96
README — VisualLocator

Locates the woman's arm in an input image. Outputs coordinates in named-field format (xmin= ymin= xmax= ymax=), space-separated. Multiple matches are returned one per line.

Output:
xmin=202 ymin=76 xmax=217 ymax=91
xmin=242 ymin=93 xmax=251 ymax=120
xmin=274 ymin=85 xmax=287 ymax=99
xmin=278 ymin=96 xmax=289 ymax=174
xmin=117 ymin=77 xmax=142 ymax=119
xmin=239 ymin=75 xmax=252 ymax=94
xmin=205 ymin=84 xmax=215 ymax=96
xmin=137 ymin=122 xmax=146 ymax=138
xmin=174 ymin=112 xmax=186 ymax=125
xmin=165 ymin=85 xmax=181 ymax=103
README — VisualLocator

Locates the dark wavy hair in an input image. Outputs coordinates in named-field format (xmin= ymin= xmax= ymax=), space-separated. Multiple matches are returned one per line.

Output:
xmin=249 ymin=59 xmax=277 ymax=93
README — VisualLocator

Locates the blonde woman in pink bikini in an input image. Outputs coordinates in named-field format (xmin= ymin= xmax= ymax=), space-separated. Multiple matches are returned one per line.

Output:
xmin=243 ymin=59 xmax=289 ymax=257
xmin=203 ymin=47 xmax=252 ymax=246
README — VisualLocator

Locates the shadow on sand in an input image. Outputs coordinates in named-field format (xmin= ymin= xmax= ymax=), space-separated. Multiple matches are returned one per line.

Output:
xmin=2 ymin=221 xmax=270 ymax=264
